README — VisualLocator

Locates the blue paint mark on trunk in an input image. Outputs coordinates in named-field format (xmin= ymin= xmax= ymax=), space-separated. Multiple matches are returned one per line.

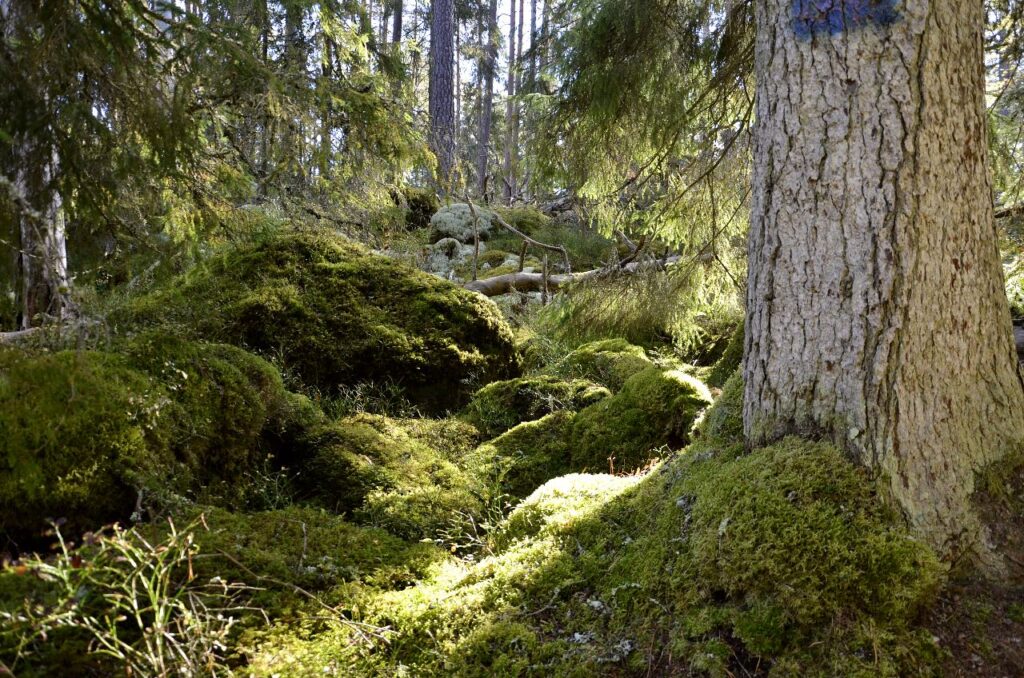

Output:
xmin=792 ymin=0 xmax=900 ymax=39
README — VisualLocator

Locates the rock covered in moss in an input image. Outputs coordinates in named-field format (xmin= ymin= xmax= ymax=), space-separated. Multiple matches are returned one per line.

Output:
xmin=0 ymin=339 xmax=293 ymax=541
xmin=462 ymin=375 xmax=610 ymax=438
xmin=299 ymin=414 xmax=482 ymax=539
xmin=468 ymin=411 xmax=577 ymax=499
xmin=493 ymin=206 xmax=551 ymax=236
xmin=429 ymin=203 xmax=498 ymax=243
xmin=572 ymin=367 xmax=712 ymax=473
xmin=557 ymin=338 xmax=654 ymax=391
xmin=114 ymin=232 xmax=520 ymax=413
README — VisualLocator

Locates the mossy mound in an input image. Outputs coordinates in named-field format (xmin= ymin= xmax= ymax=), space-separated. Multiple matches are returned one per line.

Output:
xmin=706 ymin=321 xmax=744 ymax=388
xmin=402 ymin=186 xmax=440 ymax=231
xmin=0 ymin=339 xmax=294 ymax=542
xmin=694 ymin=369 xmax=744 ymax=446
xmin=572 ymin=367 xmax=712 ymax=473
xmin=462 ymin=375 xmax=610 ymax=438
xmin=299 ymin=414 xmax=483 ymax=540
xmin=114 ymin=232 xmax=520 ymax=413
xmin=557 ymin=338 xmax=654 ymax=391
xmin=468 ymin=411 xmax=577 ymax=500
xmin=493 ymin=206 xmax=552 ymax=236
xmin=248 ymin=438 xmax=941 ymax=676
xmin=429 ymin=203 xmax=498 ymax=243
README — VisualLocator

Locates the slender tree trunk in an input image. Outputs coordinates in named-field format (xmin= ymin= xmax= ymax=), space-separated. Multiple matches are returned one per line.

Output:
xmin=528 ymin=0 xmax=537 ymax=91
xmin=392 ymin=0 xmax=403 ymax=43
xmin=2 ymin=0 xmax=71 ymax=328
xmin=429 ymin=0 xmax=456 ymax=189
xmin=746 ymin=0 xmax=1024 ymax=566
xmin=477 ymin=0 xmax=497 ymax=197
xmin=455 ymin=19 xmax=462 ymax=148
xmin=502 ymin=0 xmax=517 ymax=203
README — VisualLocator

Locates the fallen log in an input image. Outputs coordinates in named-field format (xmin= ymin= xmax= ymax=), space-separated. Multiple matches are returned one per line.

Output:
xmin=465 ymin=255 xmax=682 ymax=296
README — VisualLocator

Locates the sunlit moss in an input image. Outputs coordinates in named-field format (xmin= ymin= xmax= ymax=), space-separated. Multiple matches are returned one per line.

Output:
xmin=462 ymin=375 xmax=610 ymax=438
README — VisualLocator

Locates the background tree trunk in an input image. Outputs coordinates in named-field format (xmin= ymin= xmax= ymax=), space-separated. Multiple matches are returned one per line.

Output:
xmin=746 ymin=0 xmax=1024 ymax=565
xmin=477 ymin=0 xmax=497 ymax=197
xmin=392 ymin=0 xmax=403 ymax=43
xmin=429 ymin=0 xmax=456 ymax=188
xmin=503 ymin=0 xmax=517 ymax=203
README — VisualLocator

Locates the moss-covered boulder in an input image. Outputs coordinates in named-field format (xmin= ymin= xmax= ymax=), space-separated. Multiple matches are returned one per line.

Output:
xmin=493 ymin=206 xmax=551 ymax=236
xmin=557 ymin=338 xmax=654 ymax=391
xmin=114 ymin=232 xmax=520 ymax=413
xmin=462 ymin=375 xmax=610 ymax=438
xmin=401 ymin=186 xmax=440 ymax=231
xmin=695 ymin=369 xmax=744 ymax=446
xmin=429 ymin=203 xmax=498 ymax=243
xmin=468 ymin=410 xmax=577 ymax=500
xmin=572 ymin=367 xmax=712 ymax=473
xmin=0 ymin=339 xmax=295 ymax=542
xmin=299 ymin=414 xmax=482 ymax=539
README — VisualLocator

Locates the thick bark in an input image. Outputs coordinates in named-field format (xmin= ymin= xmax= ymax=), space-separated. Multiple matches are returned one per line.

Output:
xmin=429 ymin=0 xmax=456 ymax=188
xmin=477 ymin=0 xmax=498 ymax=196
xmin=746 ymin=0 xmax=1024 ymax=564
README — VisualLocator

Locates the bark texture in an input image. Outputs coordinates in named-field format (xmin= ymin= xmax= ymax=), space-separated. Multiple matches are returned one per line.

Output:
xmin=746 ymin=0 xmax=1024 ymax=563
xmin=429 ymin=0 xmax=456 ymax=188
xmin=477 ymin=0 xmax=498 ymax=195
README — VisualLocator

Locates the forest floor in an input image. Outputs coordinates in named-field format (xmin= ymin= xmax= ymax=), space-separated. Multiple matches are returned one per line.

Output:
xmin=1 ymin=209 xmax=1023 ymax=677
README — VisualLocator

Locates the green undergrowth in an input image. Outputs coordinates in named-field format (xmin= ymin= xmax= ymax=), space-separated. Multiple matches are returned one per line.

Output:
xmin=111 ymin=230 xmax=520 ymax=414
xmin=238 ymin=434 xmax=943 ymax=677
xmin=554 ymin=338 xmax=654 ymax=391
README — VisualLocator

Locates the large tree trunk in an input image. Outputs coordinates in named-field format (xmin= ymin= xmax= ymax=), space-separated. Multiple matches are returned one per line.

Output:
xmin=429 ymin=0 xmax=456 ymax=189
xmin=477 ymin=0 xmax=498 ymax=196
xmin=745 ymin=0 xmax=1024 ymax=565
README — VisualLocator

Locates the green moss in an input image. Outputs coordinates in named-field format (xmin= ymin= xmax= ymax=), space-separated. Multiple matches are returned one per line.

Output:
xmin=694 ymin=370 xmax=744 ymax=446
xmin=0 ymin=350 xmax=172 ymax=539
xmin=181 ymin=506 xmax=447 ymax=607
xmin=478 ymin=249 xmax=513 ymax=268
xmin=468 ymin=411 xmax=577 ymax=500
xmin=706 ymin=321 xmax=744 ymax=388
xmin=113 ymin=231 xmax=520 ymax=413
xmin=462 ymin=375 xmax=610 ymax=438
xmin=556 ymin=338 xmax=654 ymax=391
xmin=402 ymin=186 xmax=440 ymax=231
xmin=299 ymin=414 xmax=483 ymax=540
xmin=250 ymin=437 xmax=941 ymax=676
xmin=493 ymin=206 xmax=552 ymax=236
xmin=0 ymin=338 xmax=305 ymax=543
xmin=571 ymin=367 xmax=712 ymax=473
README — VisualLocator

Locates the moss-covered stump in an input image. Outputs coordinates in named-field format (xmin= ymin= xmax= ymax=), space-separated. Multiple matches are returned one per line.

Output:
xmin=557 ymin=338 xmax=654 ymax=391
xmin=299 ymin=414 xmax=483 ymax=540
xmin=247 ymin=438 xmax=941 ymax=676
xmin=462 ymin=375 xmax=610 ymax=438
xmin=0 ymin=339 xmax=295 ymax=542
xmin=114 ymin=232 xmax=520 ymax=413
xmin=571 ymin=367 xmax=713 ymax=473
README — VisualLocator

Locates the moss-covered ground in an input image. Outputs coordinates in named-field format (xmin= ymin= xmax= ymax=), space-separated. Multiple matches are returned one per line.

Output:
xmin=2 ymin=225 xmax=1022 ymax=677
